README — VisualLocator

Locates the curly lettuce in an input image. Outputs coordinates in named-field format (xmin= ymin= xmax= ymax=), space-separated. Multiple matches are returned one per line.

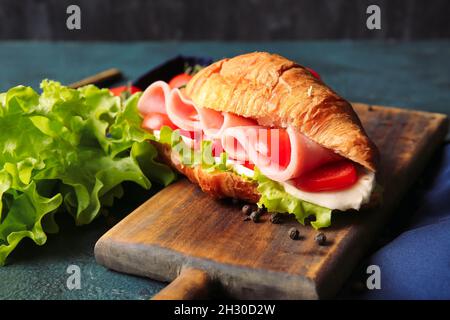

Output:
xmin=254 ymin=169 xmax=333 ymax=229
xmin=157 ymin=125 xmax=228 ymax=172
xmin=0 ymin=81 xmax=175 ymax=265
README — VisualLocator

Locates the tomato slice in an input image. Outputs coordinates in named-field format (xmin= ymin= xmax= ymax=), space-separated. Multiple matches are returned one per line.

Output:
xmin=110 ymin=85 xmax=141 ymax=96
xmin=265 ymin=129 xmax=291 ymax=169
xmin=168 ymin=73 xmax=193 ymax=89
xmin=305 ymin=67 xmax=321 ymax=80
xmin=179 ymin=130 xmax=197 ymax=140
xmin=293 ymin=160 xmax=358 ymax=192
xmin=243 ymin=161 xmax=255 ymax=170
xmin=142 ymin=112 xmax=178 ymax=131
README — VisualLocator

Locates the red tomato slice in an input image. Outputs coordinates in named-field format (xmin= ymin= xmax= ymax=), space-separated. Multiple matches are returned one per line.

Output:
xmin=305 ymin=67 xmax=321 ymax=80
xmin=142 ymin=112 xmax=178 ymax=131
xmin=169 ymin=73 xmax=193 ymax=89
xmin=266 ymin=129 xmax=291 ymax=169
xmin=110 ymin=85 xmax=141 ymax=96
xmin=293 ymin=160 xmax=358 ymax=192
xmin=179 ymin=129 xmax=198 ymax=140
xmin=243 ymin=161 xmax=255 ymax=170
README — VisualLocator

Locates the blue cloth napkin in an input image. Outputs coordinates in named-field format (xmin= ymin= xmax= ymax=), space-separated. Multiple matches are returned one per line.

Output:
xmin=359 ymin=143 xmax=450 ymax=299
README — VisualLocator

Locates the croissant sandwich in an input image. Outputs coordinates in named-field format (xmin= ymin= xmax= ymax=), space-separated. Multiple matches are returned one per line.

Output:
xmin=137 ymin=52 xmax=380 ymax=229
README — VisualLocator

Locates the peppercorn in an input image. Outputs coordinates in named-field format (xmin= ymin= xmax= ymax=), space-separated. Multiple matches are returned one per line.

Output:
xmin=315 ymin=232 xmax=327 ymax=246
xmin=241 ymin=204 xmax=252 ymax=216
xmin=250 ymin=211 xmax=260 ymax=223
xmin=288 ymin=227 xmax=299 ymax=240
xmin=270 ymin=213 xmax=283 ymax=224
xmin=256 ymin=206 xmax=266 ymax=214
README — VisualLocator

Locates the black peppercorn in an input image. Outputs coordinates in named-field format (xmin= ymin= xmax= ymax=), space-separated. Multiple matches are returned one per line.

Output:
xmin=288 ymin=227 xmax=299 ymax=240
xmin=315 ymin=232 xmax=327 ymax=246
xmin=256 ymin=206 xmax=266 ymax=214
xmin=270 ymin=213 xmax=283 ymax=224
xmin=250 ymin=211 xmax=260 ymax=223
xmin=241 ymin=204 xmax=252 ymax=216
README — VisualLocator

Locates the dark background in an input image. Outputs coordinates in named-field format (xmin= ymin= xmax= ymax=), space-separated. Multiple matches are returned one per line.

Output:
xmin=0 ymin=0 xmax=449 ymax=41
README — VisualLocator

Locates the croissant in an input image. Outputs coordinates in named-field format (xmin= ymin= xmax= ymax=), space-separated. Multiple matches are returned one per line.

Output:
xmin=138 ymin=52 xmax=380 ymax=223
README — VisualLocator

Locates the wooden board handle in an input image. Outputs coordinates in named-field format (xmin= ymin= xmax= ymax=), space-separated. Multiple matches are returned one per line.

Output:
xmin=68 ymin=68 xmax=123 ymax=89
xmin=152 ymin=268 xmax=212 ymax=300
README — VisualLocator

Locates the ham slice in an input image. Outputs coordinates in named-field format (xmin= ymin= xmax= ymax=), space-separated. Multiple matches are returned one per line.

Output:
xmin=138 ymin=81 xmax=171 ymax=115
xmin=166 ymin=88 xmax=256 ymax=137
xmin=201 ymin=112 xmax=257 ymax=138
xmin=166 ymin=88 xmax=202 ymax=131
xmin=221 ymin=126 xmax=342 ymax=182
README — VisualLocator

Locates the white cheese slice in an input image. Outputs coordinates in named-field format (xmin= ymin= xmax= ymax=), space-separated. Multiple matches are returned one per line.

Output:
xmin=153 ymin=130 xmax=161 ymax=140
xmin=280 ymin=169 xmax=375 ymax=211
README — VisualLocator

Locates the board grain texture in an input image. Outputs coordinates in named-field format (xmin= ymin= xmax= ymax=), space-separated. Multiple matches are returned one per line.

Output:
xmin=95 ymin=103 xmax=448 ymax=299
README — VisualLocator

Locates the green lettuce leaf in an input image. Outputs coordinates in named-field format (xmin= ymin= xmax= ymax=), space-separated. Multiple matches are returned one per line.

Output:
xmin=254 ymin=168 xmax=333 ymax=229
xmin=0 ymin=181 xmax=62 ymax=265
xmin=156 ymin=126 xmax=229 ymax=172
xmin=0 ymin=80 xmax=175 ymax=265
xmin=158 ymin=126 xmax=196 ymax=166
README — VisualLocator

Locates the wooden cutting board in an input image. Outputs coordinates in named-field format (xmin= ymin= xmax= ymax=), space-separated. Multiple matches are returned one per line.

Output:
xmin=94 ymin=103 xmax=448 ymax=299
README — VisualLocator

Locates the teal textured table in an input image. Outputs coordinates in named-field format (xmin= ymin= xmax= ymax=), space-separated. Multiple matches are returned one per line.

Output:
xmin=0 ymin=41 xmax=449 ymax=300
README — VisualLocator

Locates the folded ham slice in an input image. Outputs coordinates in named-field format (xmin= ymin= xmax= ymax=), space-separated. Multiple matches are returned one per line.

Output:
xmin=221 ymin=126 xmax=342 ymax=182
xmin=202 ymin=112 xmax=257 ymax=138
xmin=165 ymin=88 xmax=200 ymax=131
xmin=138 ymin=81 xmax=171 ymax=115
xmin=167 ymin=88 xmax=257 ymax=137
xmin=139 ymin=81 xmax=256 ymax=137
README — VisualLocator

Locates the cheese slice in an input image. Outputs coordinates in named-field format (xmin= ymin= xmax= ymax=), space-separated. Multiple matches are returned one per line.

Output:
xmin=280 ymin=169 xmax=375 ymax=211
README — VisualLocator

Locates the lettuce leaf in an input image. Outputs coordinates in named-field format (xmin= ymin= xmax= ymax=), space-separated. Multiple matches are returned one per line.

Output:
xmin=157 ymin=126 xmax=229 ymax=172
xmin=0 ymin=80 xmax=175 ymax=265
xmin=254 ymin=168 xmax=333 ymax=229
xmin=0 ymin=181 xmax=62 ymax=264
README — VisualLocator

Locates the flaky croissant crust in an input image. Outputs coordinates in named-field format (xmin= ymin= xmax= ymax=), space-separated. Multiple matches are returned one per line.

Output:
xmin=186 ymin=52 xmax=379 ymax=171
